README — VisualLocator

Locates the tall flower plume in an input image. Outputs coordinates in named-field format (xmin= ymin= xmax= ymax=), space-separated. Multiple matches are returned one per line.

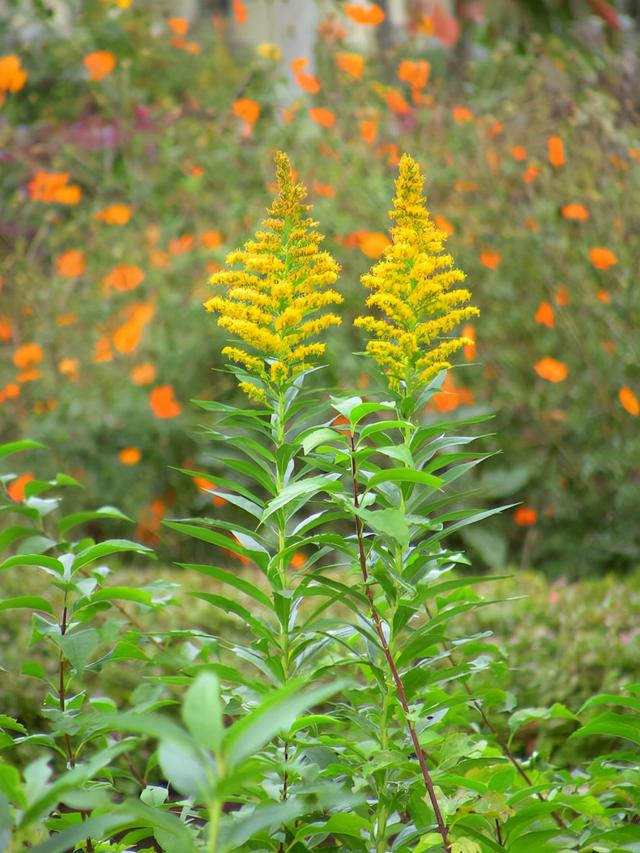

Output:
xmin=205 ymin=152 xmax=341 ymax=402
xmin=355 ymin=154 xmax=478 ymax=393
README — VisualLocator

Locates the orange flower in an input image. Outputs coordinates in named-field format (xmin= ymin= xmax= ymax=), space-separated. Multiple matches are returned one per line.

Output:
xmin=168 ymin=17 xmax=189 ymax=35
xmin=83 ymin=51 xmax=116 ymax=81
xmin=547 ymin=136 xmax=565 ymax=168
xmin=561 ymin=203 xmax=589 ymax=221
xmin=534 ymin=356 xmax=568 ymax=383
xmin=13 ymin=343 xmax=43 ymax=369
xmin=167 ymin=234 xmax=194 ymax=255
xmin=433 ymin=214 xmax=454 ymax=235
xmin=359 ymin=119 xmax=378 ymax=145
xmin=0 ymin=55 xmax=27 ymax=106
xmin=57 ymin=313 xmax=78 ymax=326
xmin=112 ymin=302 xmax=155 ymax=354
xmin=588 ymin=247 xmax=617 ymax=270
xmin=3 ymin=382 xmax=20 ymax=400
xmin=596 ymin=289 xmax=610 ymax=304
xmin=96 ymin=203 xmax=132 ymax=225
xmin=431 ymin=372 xmax=474 ymax=413
xmin=385 ymin=89 xmax=410 ymax=114
xmin=200 ymin=230 xmax=223 ymax=249
xmin=7 ymin=473 xmax=35 ymax=503
xmin=290 ymin=57 xmax=320 ymax=94
xmin=555 ymin=286 xmax=570 ymax=306
xmin=522 ymin=164 xmax=540 ymax=184
xmin=17 ymin=369 xmax=40 ymax=383
xmin=514 ymin=506 xmax=537 ymax=526
xmin=309 ymin=107 xmax=336 ymax=127
xmin=56 ymin=249 xmax=85 ymax=277
xmin=0 ymin=315 xmax=14 ymax=341
xmin=480 ymin=248 xmax=501 ymax=270
xmin=103 ymin=264 xmax=144 ymax=292
xmin=336 ymin=52 xmax=364 ymax=78
xmin=290 ymin=551 xmax=306 ymax=570
xmin=452 ymin=105 xmax=473 ymax=122
xmin=619 ymin=386 xmax=639 ymax=416
xmin=312 ymin=180 xmax=336 ymax=197
xmin=462 ymin=324 xmax=476 ymax=360
xmin=149 ymin=385 xmax=181 ymax=418
xmin=232 ymin=0 xmax=247 ymax=24
xmin=119 ymin=447 xmax=141 ymax=465
xmin=95 ymin=336 xmax=113 ymax=363
xmin=58 ymin=357 xmax=79 ymax=381
xmin=344 ymin=3 xmax=385 ymax=25
xmin=130 ymin=362 xmax=156 ymax=385
xmin=232 ymin=97 xmax=260 ymax=125
xmin=510 ymin=146 xmax=527 ymax=161
xmin=534 ymin=301 xmax=555 ymax=328
xmin=397 ymin=58 xmax=430 ymax=89
xmin=359 ymin=231 xmax=390 ymax=259
xmin=27 ymin=171 xmax=82 ymax=204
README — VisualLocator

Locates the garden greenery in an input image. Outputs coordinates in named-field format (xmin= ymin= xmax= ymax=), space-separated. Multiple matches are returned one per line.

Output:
xmin=1 ymin=154 xmax=639 ymax=851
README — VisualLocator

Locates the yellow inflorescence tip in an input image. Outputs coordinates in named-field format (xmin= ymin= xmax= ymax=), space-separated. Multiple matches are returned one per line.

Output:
xmin=355 ymin=153 xmax=479 ymax=394
xmin=205 ymin=152 xmax=341 ymax=402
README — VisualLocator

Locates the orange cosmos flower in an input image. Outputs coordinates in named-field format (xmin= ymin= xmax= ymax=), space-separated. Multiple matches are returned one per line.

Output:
xmin=200 ymin=230 xmax=223 ymax=249
xmin=232 ymin=97 xmax=260 ymax=125
xmin=232 ymin=0 xmax=247 ymax=23
xmin=547 ymin=136 xmax=565 ymax=167
xmin=58 ymin=358 xmax=79 ymax=381
xmin=56 ymin=249 xmax=85 ymax=277
xmin=534 ymin=302 xmax=555 ymax=328
xmin=522 ymin=164 xmax=540 ymax=184
xmin=7 ymin=473 xmax=35 ymax=503
xmin=112 ymin=302 xmax=155 ymax=354
xmin=0 ymin=316 xmax=13 ymax=341
xmin=290 ymin=551 xmax=306 ymax=570
xmin=96 ymin=204 xmax=132 ymax=225
xmin=290 ymin=57 xmax=320 ymax=94
xmin=27 ymin=171 xmax=82 ymax=204
xmin=619 ymin=386 xmax=639 ymax=416
xmin=385 ymin=89 xmax=410 ymax=114
xmin=431 ymin=372 xmax=474 ymax=414
xmin=514 ymin=506 xmax=537 ymax=526
xmin=344 ymin=3 xmax=385 ymax=24
xmin=149 ymin=385 xmax=181 ymax=418
xmin=0 ymin=55 xmax=27 ymax=106
xmin=312 ymin=180 xmax=336 ymax=197
xmin=596 ymin=289 xmax=610 ymax=304
xmin=433 ymin=214 xmax=454 ymax=236
xmin=168 ymin=234 xmax=194 ymax=255
xmin=119 ymin=447 xmax=141 ymax=465
xmin=309 ymin=106 xmax=335 ymax=127
xmin=84 ymin=51 xmax=116 ymax=81
xmin=130 ymin=362 xmax=156 ymax=385
xmin=480 ymin=248 xmax=501 ymax=269
xmin=359 ymin=232 xmax=390 ymax=259
xmin=555 ymin=286 xmax=570 ymax=306
xmin=452 ymin=105 xmax=473 ymax=122
xmin=588 ymin=247 xmax=617 ymax=270
xmin=397 ymin=58 xmax=430 ymax=89
xmin=168 ymin=17 xmax=189 ymax=35
xmin=359 ymin=119 xmax=378 ymax=145
xmin=336 ymin=52 xmax=364 ymax=78
xmin=534 ymin=356 xmax=568 ymax=383
xmin=462 ymin=324 xmax=476 ymax=360
xmin=13 ymin=343 xmax=43 ymax=369
xmin=103 ymin=264 xmax=144 ymax=292
xmin=561 ymin=203 xmax=589 ymax=221
xmin=510 ymin=146 xmax=527 ymax=161
xmin=95 ymin=336 xmax=113 ymax=363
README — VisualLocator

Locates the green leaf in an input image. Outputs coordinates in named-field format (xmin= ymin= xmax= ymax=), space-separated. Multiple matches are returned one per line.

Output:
xmin=58 ymin=506 xmax=130 ymax=535
xmin=0 ymin=554 xmax=64 ymax=575
xmin=0 ymin=596 xmax=53 ymax=614
xmin=262 ymin=476 xmax=341 ymax=521
xmin=572 ymin=711 xmax=640 ymax=745
xmin=357 ymin=507 xmax=410 ymax=549
xmin=57 ymin=628 xmax=99 ymax=669
xmin=178 ymin=563 xmax=271 ymax=608
xmin=224 ymin=679 xmax=347 ymax=767
xmin=0 ymin=440 xmax=46 ymax=459
xmin=182 ymin=672 xmax=224 ymax=753
xmin=72 ymin=539 xmax=153 ymax=571
xmin=301 ymin=427 xmax=344 ymax=454
xmin=367 ymin=468 xmax=442 ymax=490
xmin=157 ymin=738 xmax=213 ymax=799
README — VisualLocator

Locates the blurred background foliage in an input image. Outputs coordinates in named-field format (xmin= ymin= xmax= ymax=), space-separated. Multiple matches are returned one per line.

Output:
xmin=1 ymin=0 xmax=639 ymax=575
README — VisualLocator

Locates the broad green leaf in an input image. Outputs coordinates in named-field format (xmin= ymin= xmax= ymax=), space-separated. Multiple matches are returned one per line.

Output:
xmin=157 ymin=737 xmax=213 ymax=799
xmin=367 ymin=468 xmax=442 ymax=490
xmin=0 ymin=596 xmax=53 ymax=614
xmin=72 ymin=539 xmax=153 ymax=571
xmin=0 ymin=440 xmax=46 ymax=459
xmin=572 ymin=711 xmax=640 ymax=745
xmin=182 ymin=672 xmax=224 ymax=753
xmin=0 ymin=554 xmax=64 ymax=575
xmin=300 ymin=427 xmax=344 ymax=454
xmin=357 ymin=507 xmax=410 ymax=549
xmin=58 ymin=506 xmax=130 ymax=535
xmin=262 ymin=475 xmax=341 ymax=521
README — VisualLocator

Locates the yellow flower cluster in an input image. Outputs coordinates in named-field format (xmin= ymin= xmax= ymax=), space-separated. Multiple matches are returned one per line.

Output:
xmin=205 ymin=152 xmax=341 ymax=402
xmin=355 ymin=154 xmax=478 ymax=393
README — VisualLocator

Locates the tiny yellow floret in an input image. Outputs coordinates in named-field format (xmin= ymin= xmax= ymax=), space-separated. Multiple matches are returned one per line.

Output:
xmin=205 ymin=152 xmax=341 ymax=400
xmin=355 ymin=154 xmax=478 ymax=393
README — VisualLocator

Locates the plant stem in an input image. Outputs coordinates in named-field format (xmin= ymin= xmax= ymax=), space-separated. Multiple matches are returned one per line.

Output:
xmin=349 ymin=434 xmax=451 ymax=852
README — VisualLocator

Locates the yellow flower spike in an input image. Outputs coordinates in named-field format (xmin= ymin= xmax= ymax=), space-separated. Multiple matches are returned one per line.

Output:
xmin=205 ymin=152 xmax=342 ymax=401
xmin=355 ymin=153 xmax=479 ymax=394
